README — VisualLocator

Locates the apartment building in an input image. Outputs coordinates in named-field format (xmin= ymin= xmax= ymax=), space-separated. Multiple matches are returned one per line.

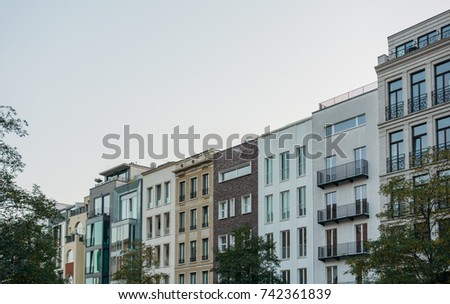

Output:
xmin=258 ymin=117 xmax=314 ymax=284
xmin=174 ymin=150 xmax=215 ymax=284
xmin=312 ymin=86 xmax=380 ymax=284
xmin=142 ymin=162 xmax=176 ymax=283
xmin=85 ymin=163 xmax=149 ymax=284
xmin=213 ymin=140 xmax=259 ymax=283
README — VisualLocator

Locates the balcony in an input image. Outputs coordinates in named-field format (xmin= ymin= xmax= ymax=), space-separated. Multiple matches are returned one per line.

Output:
xmin=432 ymin=86 xmax=450 ymax=106
xmin=385 ymin=101 xmax=404 ymax=121
xmin=317 ymin=160 xmax=368 ymax=189
xmin=409 ymin=147 xmax=429 ymax=168
xmin=408 ymin=94 xmax=427 ymax=113
xmin=318 ymin=201 xmax=369 ymax=225
xmin=318 ymin=242 xmax=367 ymax=261
xmin=386 ymin=154 xmax=405 ymax=173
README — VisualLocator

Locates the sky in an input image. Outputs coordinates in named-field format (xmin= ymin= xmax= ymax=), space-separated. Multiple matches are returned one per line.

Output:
xmin=1 ymin=0 xmax=449 ymax=203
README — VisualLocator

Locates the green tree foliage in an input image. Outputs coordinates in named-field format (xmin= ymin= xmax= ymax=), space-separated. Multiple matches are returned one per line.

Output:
xmin=347 ymin=148 xmax=450 ymax=283
xmin=0 ymin=106 xmax=63 ymax=283
xmin=112 ymin=241 xmax=169 ymax=284
xmin=214 ymin=225 xmax=282 ymax=283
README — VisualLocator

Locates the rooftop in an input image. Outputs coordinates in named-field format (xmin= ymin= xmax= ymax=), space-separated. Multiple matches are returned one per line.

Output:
xmin=318 ymin=82 xmax=377 ymax=110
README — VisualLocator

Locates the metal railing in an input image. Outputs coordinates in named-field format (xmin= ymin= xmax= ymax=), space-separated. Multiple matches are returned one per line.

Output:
xmin=317 ymin=160 xmax=368 ymax=188
xmin=202 ymin=188 xmax=209 ymax=195
xmin=318 ymin=201 xmax=369 ymax=224
xmin=318 ymin=241 xmax=367 ymax=261
xmin=385 ymin=101 xmax=404 ymax=121
xmin=319 ymin=82 xmax=377 ymax=109
xmin=179 ymin=194 xmax=185 ymax=202
xmin=409 ymin=147 xmax=430 ymax=168
xmin=190 ymin=191 xmax=197 ymax=199
xmin=408 ymin=93 xmax=427 ymax=113
xmin=432 ymin=86 xmax=450 ymax=106
xmin=386 ymin=154 xmax=405 ymax=173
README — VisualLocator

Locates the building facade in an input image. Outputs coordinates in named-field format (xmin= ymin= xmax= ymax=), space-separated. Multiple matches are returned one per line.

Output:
xmin=174 ymin=150 xmax=215 ymax=284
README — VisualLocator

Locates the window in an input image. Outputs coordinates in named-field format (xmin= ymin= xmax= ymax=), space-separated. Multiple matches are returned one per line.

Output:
xmin=437 ymin=116 xmax=450 ymax=150
xmin=434 ymin=60 xmax=450 ymax=105
xmin=163 ymin=244 xmax=170 ymax=267
xmin=66 ymin=250 xmax=73 ymax=263
xmin=355 ymin=185 xmax=367 ymax=214
xmin=103 ymin=195 xmax=110 ymax=216
xmin=388 ymin=130 xmax=405 ymax=172
xmin=202 ymin=206 xmax=209 ymax=228
xmin=325 ymin=155 xmax=336 ymax=182
xmin=395 ymin=40 xmax=415 ymax=57
xmin=387 ymin=79 xmax=403 ymax=120
xmin=190 ymin=177 xmax=197 ymax=199
xmin=119 ymin=192 xmax=137 ymax=220
xmin=85 ymin=249 xmax=101 ymax=274
xmin=325 ymin=192 xmax=337 ymax=220
xmin=94 ymin=197 xmax=102 ymax=215
xmin=163 ymin=212 xmax=170 ymax=235
xmin=202 ymin=271 xmax=209 ymax=284
xmin=442 ymin=24 xmax=450 ymax=39
xmin=190 ymin=241 xmax=196 ymax=262
xmin=218 ymin=201 xmax=228 ymax=220
xmin=75 ymin=222 xmax=83 ymax=235
xmin=438 ymin=170 xmax=450 ymax=209
xmin=179 ymin=274 xmax=185 ymax=284
xmin=266 ymin=233 xmax=274 ymax=255
xmin=178 ymin=243 xmax=185 ymax=264
xmin=280 ymin=230 xmax=290 ymax=259
xmin=146 ymin=217 xmax=153 ymax=239
xmin=281 ymin=191 xmax=290 ymax=220
xmin=229 ymin=198 xmax=235 ymax=217
xmin=156 ymin=184 xmax=162 ymax=206
xmin=265 ymin=195 xmax=273 ymax=223
xmin=281 ymin=270 xmax=290 ymax=284
xmin=147 ymin=187 xmax=153 ymax=209
xmin=155 ymin=215 xmax=161 ymax=237
xmin=280 ymin=152 xmax=290 ymax=180
xmin=297 ymin=146 xmax=306 ymax=176
xmin=164 ymin=182 xmax=171 ymax=204
xmin=326 ymin=266 xmax=338 ymax=284
xmin=354 ymin=146 xmax=366 ymax=174
xmin=154 ymin=245 xmax=161 ymax=268
xmin=179 ymin=181 xmax=186 ymax=202
xmin=241 ymin=194 xmax=252 ymax=214
xmin=297 ymin=186 xmax=306 ymax=216
xmin=202 ymin=173 xmax=209 ymax=195
xmin=411 ymin=124 xmax=428 ymax=167
xmin=298 ymin=227 xmax=307 ymax=257
xmin=418 ymin=31 xmax=438 ymax=48
xmin=202 ymin=238 xmax=209 ymax=260
xmin=219 ymin=163 xmax=251 ymax=182
xmin=179 ymin=212 xmax=185 ymax=233
xmin=86 ymin=222 xmax=103 ymax=247
xmin=265 ymin=157 xmax=273 ymax=185
xmin=410 ymin=70 xmax=427 ymax=113
xmin=190 ymin=209 xmax=197 ymax=230
xmin=218 ymin=235 xmax=228 ymax=252
xmin=298 ymin=268 xmax=307 ymax=284
xmin=326 ymin=228 xmax=337 ymax=258
xmin=190 ymin=272 xmax=196 ymax=284
xmin=326 ymin=114 xmax=366 ymax=136
xmin=355 ymin=223 xmax=368 ymax=253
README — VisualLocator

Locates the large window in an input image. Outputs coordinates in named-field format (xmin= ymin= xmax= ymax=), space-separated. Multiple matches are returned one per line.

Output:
xmin=298 ymin=227 xmax=307 ymax=257
xmin=281 ymin=270 xmax=290 ymax=284
xmin=94 ymin=195 xmax=110 ymax=216
xmin=156 ymin=184 xmax=162 ymax=207
xmin=147 ymin=187 xmax=153 ymax=209
xmin=298 ymin=268 xmax=307 ymax=284
xmin=85 ymin=249 xmax=101 ymax=274
xmin=355 ymin=185 xmax=367 ymax=214
xmin=190 ymin=209 xmax=197 ymax=230
xmin=442 ymin=24 xmax=450 ymax=39
xmin=297 ymin=146 xmax=306 ymax=176
xmin=354 ymin=146 xmax=366 ymax=174
xmin=326 ymin=266 xmax=338 ymax=284
xmin=325 ymin=192 xmax=337 ymax=220
xmin=202 ymin=173 xmax=209 ymax=195
xmin=265 ymin=157 xmax=273 ymax=185
xmin=297 ymin=186 xmax=306 ymax=216
xmin=178 ymin=243 xmax=185 ymax=264
xmin=280 ymin=152 xmax=290 ymax=181
xmin=326 ymin=228 xmax=337 ymax=258
xmin=265 ymin=195 xmax=273 ymax=223
xmin=410 ymin=70 xmax=427 ymax=113
xmin=355 ymin=223 xmax=368 ymax=253
xmin=190 ymin=177 xmax=197 ymax=199
xmin=190 ymin=241 xmax=197 ymax=262
xmin=146 ymin=217 xmax=152 ymax=239
xmin=179 ymin=274 xmax=185 ymax=284
xmin=219 ymin=163 xmax=251 ymax=182
xmin=387 ymin=79 xmax=403 ymax=120
xmin=434 ymin=60 xmax=450 ymax=105
xmin=202 ymin=238 xmax=209 ymax=260
xmin=437 ymin=116 xmax=450 ymax=149
xmin=411 ymin=124 xmax=428 ymax=167
xmin=190 ymin=272 xmax=196 ymax=284
xmin=418 ymin=31 xmax=438 ymax=48
xmin=281 ymin=230 xmax=290 ymax=259
xmin=179 ymin=212 xmax=185 ymax=233
xmin=202 ymin=206 xmax=209 ymax=228
xmin=388 ymin=130 xmax=405 ymax=172
xmin=202 ymin=271 xmax=209 ymax=284
xmin=281 ymin=191 xmax=290 ymax=220
xmin=179 ymin=181 xmax=186 ymax=202
xmin=163 ymin=212 xmax=170 ymax=235
xmin=86 ymin=222 xmax=103 ymax=247
xmin=325 ymin=114 xmax=366 ymax=136
xmin=164 ymin=182 xmax=171 ymax=204
xmin=395 ymin=40 xmax=414 ymax=57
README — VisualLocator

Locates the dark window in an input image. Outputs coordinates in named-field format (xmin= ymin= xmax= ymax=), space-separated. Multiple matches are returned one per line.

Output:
xmin=388 ymin=130 xmax=405 ymax=172
xmin=433 ymin=60 xmax=450 ymax=105
xmin=437 ymin=116 xmax=450 ymax=150
xmin=409 ymin=70 xmax=427 ymax=113
xmin=396 ymin=40 xmax=415 ymax=57
xmin=387 ymin=79 xmax=403 ymax=120
xmin=441 ymin=24 xmax=450 ymax=39
xmin=418 ymin=31 xmax=438 ymax=48
xmin=179 ymin=181 xmax=186 ymax=202
xmin=411 ymin=124 xmax=428 ymax=167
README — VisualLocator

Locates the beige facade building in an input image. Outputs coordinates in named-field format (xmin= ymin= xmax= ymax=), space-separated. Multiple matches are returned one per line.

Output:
xmin=174 ymin=150 xmax=215 ymax=284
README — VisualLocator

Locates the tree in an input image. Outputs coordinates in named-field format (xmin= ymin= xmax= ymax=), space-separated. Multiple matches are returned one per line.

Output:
xmin=112 ymin=241 xmax=169 ymax=284
xmin=214 ymin=225 xmax=282 ymax=283
xmin=347 ymin=148 xmax=450 ymax=283
xmin=0 ymin=106 xmax=63 ymax=283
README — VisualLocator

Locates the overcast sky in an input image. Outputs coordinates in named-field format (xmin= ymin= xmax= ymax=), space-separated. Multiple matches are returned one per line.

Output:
xmin=1 ymin=0 xmax=449 ymax=203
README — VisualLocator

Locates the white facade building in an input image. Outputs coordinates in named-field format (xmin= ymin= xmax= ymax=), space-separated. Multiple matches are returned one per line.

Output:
xmin=142 ymin=162 xmax=177 ymax=283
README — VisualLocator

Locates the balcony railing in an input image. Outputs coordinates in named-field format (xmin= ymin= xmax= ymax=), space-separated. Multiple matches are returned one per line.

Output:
xmin=386 ymin=154 xmax=405 ymax=173
xmin=317 ymin=160 xmax=368 ymax=189
xmin=318 ymin=241 xmax=367 ymax=261
xmin=408 ymin=94 xmax=427 ymax=113
xmin=409 ymin=147 xmax=430 ymax=168
xmin=432 ymin=86 xmax=450 ymax=106
xmin=318 ymin=201 xmax=369 ymax=225
xmin=385 ymin=101 xmax=404 ymax=121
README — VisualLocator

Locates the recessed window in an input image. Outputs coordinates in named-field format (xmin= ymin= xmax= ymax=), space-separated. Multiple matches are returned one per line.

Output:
xmin=418 ymin=31 xmax=438 ymax=48
xmin=281 ymin=191 xmax=290 ymax=220
xmin=241 ymin=194 xmax=252 ymax=214
xmin=218 ymin=201 xmax=228 ymax=220
xmin=325 ymin=114 xmax=366 ymax=136
xmin=280 ymin=230 xmax=290 ymax=259
xmin=219 ymin=163 xmax=251 ymax=182
xmin=442 ymin=24 xmax=450 ymax=39
xmin=264 ymin=195 xmax=273 ymax=223
xmin=396 ymin=40 xmax=415 ymax=58
xmin=280 ymin=152 xmax=290 ymax=181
